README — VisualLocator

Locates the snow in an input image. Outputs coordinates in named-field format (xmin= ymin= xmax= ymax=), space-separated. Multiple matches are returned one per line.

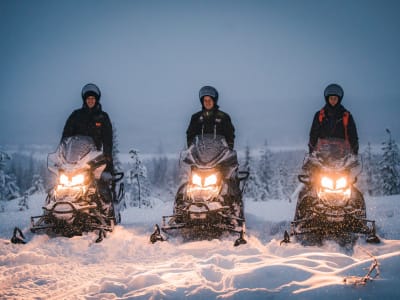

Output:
xmin=1 ymin=193 xmax=400 ymax=299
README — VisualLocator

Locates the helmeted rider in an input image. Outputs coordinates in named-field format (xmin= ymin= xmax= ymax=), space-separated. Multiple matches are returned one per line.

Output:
xmin=62 ymin=83 xmax=113 ymax=170
xmin=308 ymin=83 xmax=359 ymax=155
xmin=61 ymin=83 xmax=114 ymax=207
xmin=182 ymin=86 xmax=241 ymax=210
xmin=186 ymin=86 xmax=235 ymax=150
xmin=300 ymin=83 xmax=360 ymax=205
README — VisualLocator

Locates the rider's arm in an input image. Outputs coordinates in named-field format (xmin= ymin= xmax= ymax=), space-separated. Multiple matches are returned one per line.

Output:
xmin=308 ymin=111 xmax=320 ymax=153
xmin=348 ymin=113 xmax=359 ymax=155
xmin=186 ymin=114 xmax=199 ymax=148
xmin=61 ymin=111 xmax=77 ymax=141
xmin=223 ymin=114 xmax=235 ymax=150
xmin=101 ymin=112 xmax=113 ymax=158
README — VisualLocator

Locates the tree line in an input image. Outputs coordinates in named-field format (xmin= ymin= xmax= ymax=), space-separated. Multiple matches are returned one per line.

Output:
xmin=1 ymin=129 xmax=399 ymax=205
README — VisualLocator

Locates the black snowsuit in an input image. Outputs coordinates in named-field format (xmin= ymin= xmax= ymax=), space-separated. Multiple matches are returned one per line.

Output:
xmin=308 ymin=104 xmax=359 ymax=155
xmin=186 ymin=106 xmax=235 ymax=149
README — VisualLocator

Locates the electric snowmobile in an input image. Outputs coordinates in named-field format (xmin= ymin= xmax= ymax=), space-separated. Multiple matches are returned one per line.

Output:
xmin=282 ymin=138 xmax=380 ymax=246
xmin=12 ymin=135 xmax=124 ymax=243
xmin=151 ymin=134 xmax=249 ymax=246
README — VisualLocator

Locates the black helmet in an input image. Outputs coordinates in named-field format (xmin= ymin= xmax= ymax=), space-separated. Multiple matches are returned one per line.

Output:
xmin=324 ymin=83 xmax=343 ymax=102
xmin=199 ymin=86 xmax=219 ymax=104
xmin=81 ymin=83 xmax=101 ymax=102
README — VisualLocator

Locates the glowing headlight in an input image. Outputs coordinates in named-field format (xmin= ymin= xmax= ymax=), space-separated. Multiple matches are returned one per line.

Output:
xmin=321 ymin=176 xmax=334 ymax=190
xmin=192 ymin=174 xmax=202 ymax=186
xmin=60 ymin=174 xmax=69 ymax=185
xmin=336 ymin=177 xmax=347 ymax=189
xmin=71 ymin=174 xmax=85 ymax=185
xmin=59 ymin=173 xmax=85 ymax=186
xmin=204 ymin=174 xmax=217 ymax=186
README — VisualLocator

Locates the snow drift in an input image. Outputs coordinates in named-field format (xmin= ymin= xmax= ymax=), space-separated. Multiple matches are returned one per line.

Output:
xmin=1 ymin=193 xmax=400 ymax=299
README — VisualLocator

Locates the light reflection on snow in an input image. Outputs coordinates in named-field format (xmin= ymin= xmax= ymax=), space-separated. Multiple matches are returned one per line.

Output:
xmin=0 ymin=193 xmax=400 ymax=299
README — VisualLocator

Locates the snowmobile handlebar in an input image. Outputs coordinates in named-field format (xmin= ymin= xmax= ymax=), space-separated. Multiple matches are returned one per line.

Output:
xmin=238 ymin=171 xmax=250 ymax=181
xmin=298 ymin=174 xmax=310 ymax=184
xmin=112 ymin=172 xmax=124 ymax=183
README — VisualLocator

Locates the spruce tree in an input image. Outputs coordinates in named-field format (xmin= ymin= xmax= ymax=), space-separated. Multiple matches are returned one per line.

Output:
xmin=127 ymin=149 xmax=151 ymax=208
xmin=0 ymin=151 xmax=20 ymax=200
xmin=362 ymin=142 xmax=378 ymax=196
xmin=379 ymin=129 xmax=400 ymax=195
xmin=257 ymin=140 xmax=274 ymax=201
xmin=112 ymin=124 xmax=123 ymax=172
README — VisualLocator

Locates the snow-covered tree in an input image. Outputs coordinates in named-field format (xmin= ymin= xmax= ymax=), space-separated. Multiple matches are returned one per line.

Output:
xmin=241 ymin=144 xmax=264 ymax=201
xmin=125 ymin=149 xmax=151 ymax=208
xmin=243 ymin=144 xmax=251 ymax=171
xmin=0 ymin=151 xmax=21 ymax=200
xmin=272 ymin=161 xmax=288 ymax=200
xmin=361 ymin=142 xmax=380 ymax=196
xmin=149 ymin=143 xmax=169 ymax=188
xmin=379 ymin=129 xmax=400 ymax=195
xmin=112 ymin=124 xmax=123 ymax=173
xmin=257 ymin=140 xmax=274 ymax=200
xmin=18 ymin=193 xmax=29 ymax=211
xmin=24 ymin=174 xmax=45 ymax=196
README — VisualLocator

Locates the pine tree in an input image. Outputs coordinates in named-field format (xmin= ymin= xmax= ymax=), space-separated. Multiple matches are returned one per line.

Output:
xmin=126 ymin=149 xmax=151 ymax=208
xmin=362 ymin=142 xmax=379 ymax=196
xmin=149 ymin=143 xmax=168 ymax=188
xmin=379 ymin=129 xmax=400 ymax=195
xmin=257 ymin=140 xmax=274 ymax=201
xmin=0 ymin=151 xmax=20 ymax=200
xmin=112 ymin=124 xmax=123 ymax=172
xmin=25 ymin=174 xmax=45 ymax=195
xmin=243 ymin=144 xmax=251 ymax=171
xmin=241 ymin=144 xmax=261 ymax=201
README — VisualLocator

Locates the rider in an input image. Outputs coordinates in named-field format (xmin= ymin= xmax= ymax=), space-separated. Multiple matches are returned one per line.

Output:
xmin=61 ymin=83 xmax=114 ymax=209
xmin=186 ymin=86 xmax=235 ymax=150
xmin=182 ymin=86 xmax=241 ymax=210
xmin=308 ymin=83 xmax=359 ymax=155
xmin=298 ymin=83 xmax=360 ymax=210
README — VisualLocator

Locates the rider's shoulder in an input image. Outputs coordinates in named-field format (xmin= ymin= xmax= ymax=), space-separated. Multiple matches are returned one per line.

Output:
xmin=70 ymin=108 xmax=83 ymax=117
xmin=216 ymin=110 xmax=231 ymax=119
xmin=191 ymin=111 xmax=203 ymax=119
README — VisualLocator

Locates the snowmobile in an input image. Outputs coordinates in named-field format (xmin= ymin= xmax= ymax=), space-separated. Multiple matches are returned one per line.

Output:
xmin=150 ymin=134 xmax=249 ymax=246
xmin=12 ymin=135 xmax=124 ymax=243
xmin=281 ymin=138 xmax=380 ymax=246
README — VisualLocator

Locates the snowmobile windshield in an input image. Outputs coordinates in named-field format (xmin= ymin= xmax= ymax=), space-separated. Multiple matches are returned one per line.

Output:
xmin=58 ymin=136 xmax=97 ymax=164
xmin=183 ymin=134 xmax=238 ymax=168
xmin=313 ymin=138 xmax=356 ymax=169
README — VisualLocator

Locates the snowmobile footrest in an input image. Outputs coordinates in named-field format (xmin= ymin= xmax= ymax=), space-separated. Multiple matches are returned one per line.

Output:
xmin=150 ymin=224 xmax=167 ymax=243
xmin=11 ymin=227 xmax=26 ymax=244
xmin=234 ymin=230 xmax=247 ymax=247
xmin=280 ymin=230 xmax=291 ymax=245
xmin=366 ymin=234 xmax=380 ymax=243
xmin=95 ymin=229 xmax=106 ymax=243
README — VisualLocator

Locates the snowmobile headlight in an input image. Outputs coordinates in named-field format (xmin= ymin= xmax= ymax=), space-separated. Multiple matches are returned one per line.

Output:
xmin=204 ymin=174 xmax=217 ymax=186
xmin=60 ymin=174 xmax=69 ymax=185
xmin=321 ymin=176 xmax=334 ymax=190
xmin=192 ymin=173 xmax=202 ymax=186
xmin=336 ymin=177 xmax=347 ymax=189
xmin=71 ymin=174 xmax=85 ymax=186
xmin=59 ymin=173 xmax=86 ymax=186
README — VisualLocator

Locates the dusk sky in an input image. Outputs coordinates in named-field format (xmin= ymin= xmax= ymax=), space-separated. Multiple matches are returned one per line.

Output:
xmin=1 ymin=0 xmax=399 ymax=153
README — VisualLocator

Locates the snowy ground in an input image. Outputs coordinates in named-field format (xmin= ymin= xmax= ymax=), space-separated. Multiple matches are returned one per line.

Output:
xmin=1 ymin=193 xmax=400 ymax=299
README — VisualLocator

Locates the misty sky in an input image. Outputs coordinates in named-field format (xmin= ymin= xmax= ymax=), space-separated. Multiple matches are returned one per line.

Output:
xmin=1 ymin=0 xmax=399 ymax=153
